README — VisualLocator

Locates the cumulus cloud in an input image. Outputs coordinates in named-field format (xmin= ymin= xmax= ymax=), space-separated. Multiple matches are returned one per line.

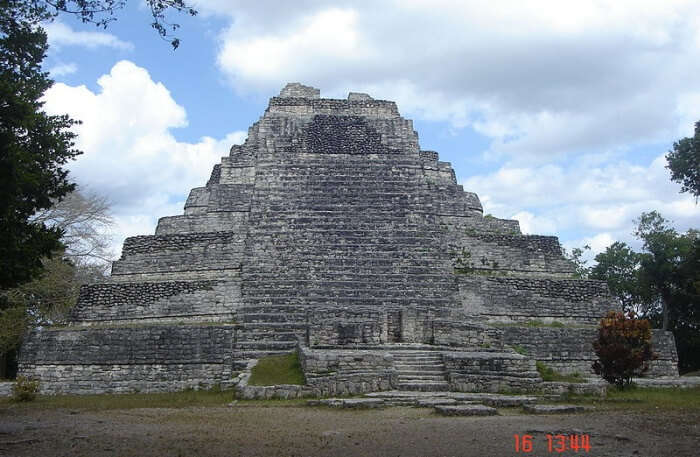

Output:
xmin=44 ymin=21 xmax=134 ymax=50
xmin=464 ymin=152 xmax=699 ymax=251
xmin=206 ymin=0 xmax=700 ymax=163
xmin=42 ymin=61 xmax=246 ymax=255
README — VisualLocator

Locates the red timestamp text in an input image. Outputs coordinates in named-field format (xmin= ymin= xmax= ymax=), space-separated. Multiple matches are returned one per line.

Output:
xmin=514 ymin=434 xmax=591 ymax=453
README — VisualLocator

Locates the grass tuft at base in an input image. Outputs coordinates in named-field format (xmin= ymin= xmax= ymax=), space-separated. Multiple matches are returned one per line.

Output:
xmin=248 ymin=352 xmax=305 ymax=386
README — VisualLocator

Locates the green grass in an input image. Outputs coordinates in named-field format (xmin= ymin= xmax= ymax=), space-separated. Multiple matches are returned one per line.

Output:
xmin=0 ymin=386 xmax=234 ymax=411
xmin=566 ymin=386 xmax=700 ymax=412
xmin=536 ymin=361 xmax=585 ymax=383
xmin=247 ymin=352 xmax=306 ymax=386
xmin=512 ymin=345 xmax=528 ymax=355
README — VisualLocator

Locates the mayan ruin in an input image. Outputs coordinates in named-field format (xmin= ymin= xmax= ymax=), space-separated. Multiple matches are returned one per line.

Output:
xmin=17 ymin=83 xmax=680 ymax=397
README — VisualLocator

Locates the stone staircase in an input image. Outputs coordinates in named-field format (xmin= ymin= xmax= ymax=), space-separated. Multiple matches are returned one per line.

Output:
xmin=232 ymin=305 xmax=307 ymax=368
xmin=392 ymin=351 xmax=450 ymax=391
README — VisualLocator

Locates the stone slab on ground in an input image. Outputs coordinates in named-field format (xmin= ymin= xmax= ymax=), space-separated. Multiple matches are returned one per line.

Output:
xmin=449 ymin=392 xmax=538 ymax=407
xmin=365 ymin=390 xmax=537 ymax=407
xmin=366 ymin=390 xmax=448 ymax=398
xmin=307 ymin=398 xmax=386 ymax=409
xmin=0 ymin=382 xmax=13 ymax=398
xmin=434 ymin=404 xmax=499 ymax=416
xmin=633 ymin=376 xmax=700 ymax=388
xmin=415 ymin=398 xmax=461 ymax=407
xmin=523 ymin=404 xmax=584 ymax=414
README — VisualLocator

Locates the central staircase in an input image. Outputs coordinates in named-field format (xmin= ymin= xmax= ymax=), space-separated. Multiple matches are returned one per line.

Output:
xmin=392 ymin=351 xmax=450 ymax=391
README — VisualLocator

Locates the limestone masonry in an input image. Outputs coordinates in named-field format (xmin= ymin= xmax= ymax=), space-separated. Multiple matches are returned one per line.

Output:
xmin=19 ymin=83 xmax=679 ymax=395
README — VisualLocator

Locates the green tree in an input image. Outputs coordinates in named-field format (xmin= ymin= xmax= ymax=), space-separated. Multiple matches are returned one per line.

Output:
xmin=14 ymin=1 xmax=197 ymax=48
xmin=565 ymin=245 xmax=591 ymax=279
xmin=0 ymin=189 xmax=112 ymax=378
xmin=666 ymin=121 xmax=700 ymax=202
xmin=592 ymin=311 xmax=655 ymax=389
xmin=634 ymin=211 xmax=695 ymax=331
xmin=591 ymin=241 xmax=644 ymax=314
xmin=591 ymin=212 xmax=699 ymax=373
xmin=0 ymin=1 xmax=80 ymax=290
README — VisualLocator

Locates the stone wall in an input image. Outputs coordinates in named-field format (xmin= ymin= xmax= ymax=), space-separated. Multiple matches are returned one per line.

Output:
xmin=444 ymin=352 xmax=541 ymax=393
xmin=18 ymin=325 xmax=235 ymax=394
xmin=268 ymin=96 xmax=400 ymax=119
xmin=432 ymin=321 xmax=504 ymax=349
xmin=299 ymin=346 xmax=394 ymax=396
xmin=502 ymin=327 xmax=679 ymax=377
xmin=112 ymin=232 xmax=245 ymax=275
xmin=456 ymin=234 xmax=575 ymax=276
xmin=458 ymin=276 xmax=616 ymax=324
xmin=155 ymin=213 xmax=249 ymax=236
xmin=308 ymin=308 xmax=388 ymax=346
xmin=70 ymin=280 xmax=240 ymax=323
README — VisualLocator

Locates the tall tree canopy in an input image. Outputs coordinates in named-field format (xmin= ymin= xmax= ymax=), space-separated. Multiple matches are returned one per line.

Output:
xmin=666 ymin=121 xmax=700 ymax=202
xmin=0 ymin=1 xmax=81 ymax=290
xmin=591 ymin=212 xmax=700 ymax=373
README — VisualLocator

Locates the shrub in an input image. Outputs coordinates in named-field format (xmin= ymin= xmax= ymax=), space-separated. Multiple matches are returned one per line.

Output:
xmin=12 ymin=376 xmax=40 ymax=401
xmin=592 ymin=311 xmax=655 ymax=389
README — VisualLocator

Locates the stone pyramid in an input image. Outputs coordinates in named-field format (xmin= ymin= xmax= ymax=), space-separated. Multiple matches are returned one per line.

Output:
xmin=18 ymin=83 xmax=678 ymax=395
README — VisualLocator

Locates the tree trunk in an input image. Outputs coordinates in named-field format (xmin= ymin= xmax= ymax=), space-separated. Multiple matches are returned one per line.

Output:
xmin=661 ymin=289 xmax=671 ymax=331
xmin=0 ymin=352 xmax=6 ymax=380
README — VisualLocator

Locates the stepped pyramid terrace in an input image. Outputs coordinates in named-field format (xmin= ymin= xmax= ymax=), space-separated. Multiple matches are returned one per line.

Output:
xmin=18 ymin=83 xmax=679 ymax=396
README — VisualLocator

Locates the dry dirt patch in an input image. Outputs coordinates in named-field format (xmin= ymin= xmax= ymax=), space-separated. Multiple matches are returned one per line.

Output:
xmin=1 ymin=404 xmax=699 ymax=457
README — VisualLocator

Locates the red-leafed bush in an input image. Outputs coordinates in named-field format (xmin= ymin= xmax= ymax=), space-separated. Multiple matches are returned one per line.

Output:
xmin=592 ymin=311 xmax=655 ymax=388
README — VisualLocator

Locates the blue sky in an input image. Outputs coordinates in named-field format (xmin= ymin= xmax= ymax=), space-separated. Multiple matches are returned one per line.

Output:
xmin=40 ymin=1 xmax=700 ymax=261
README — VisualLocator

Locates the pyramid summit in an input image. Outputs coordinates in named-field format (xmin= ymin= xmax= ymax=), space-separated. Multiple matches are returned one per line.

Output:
xmin=19 ymin=83 xmax=679 ymax=395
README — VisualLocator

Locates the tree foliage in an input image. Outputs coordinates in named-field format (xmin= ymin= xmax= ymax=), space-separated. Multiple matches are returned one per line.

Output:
xmin=666 ymin=121 xmax=700 ymax=202
xmin=592 ymin=311 xmax=655 ymax=388
xmin=16 ymin=0 xmax=197 ymax=48
xmin=590 ymin=242 xmax=643 ymax=314
xmin=0 ymin=1 xmax=81 ymax=290
xmin=564 ymin=245 xmax=591 ymax=279
xmin=32 ymin=189 xmax=114 ymax=262
xmin=0 ymin=189 xmax=112 ymax=376
xmin=591 ymin=212 xmax=699 ymax=373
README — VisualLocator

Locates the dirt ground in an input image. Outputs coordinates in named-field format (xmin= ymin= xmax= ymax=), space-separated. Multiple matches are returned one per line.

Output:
xmin=0 ymin=404 xmax=698 ymax=457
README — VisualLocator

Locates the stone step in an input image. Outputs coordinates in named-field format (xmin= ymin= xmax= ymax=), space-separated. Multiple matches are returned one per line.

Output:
xmin=237 ymin=306 xmax=307 ymax=315
xmin=523 ymin=404 xmax=585 ymax=414
xmin=397 ymin=375 xmax=447 ymax=382
xmin=241 ymin=291 xmax=455 ymax=301
xmin=240 ymin=296 xmax=456 ymax=305
xmin=240 ymin=313 xmax=307 ymax=324
xmin=235 ymin=322 xmax=308 ymax=330
xmin=393 ymin=355 xmax=445 ymax=362
xmin=240 ymin=299 xmax=457 ymax=310
xmin=394 ymin=364 xmax=445 ymax=377
xmin=394 ymin=363 xmax=445 ymax=370
xmin=234 ymin=331 xmax=300 ymax=342
xmin=231 ymin=349 xmax=295 ymax=360
xmin=241 ymin=280 xmax=455 ymax=289
xmin=395 ymin=382 xmax=451 ymax=392
xmin=241 ymin=278 xmax=454 ymax=288
xmin=434 ymin=405 xmax=499 ymax=416
xmin=234 ymin=341 xmax=298 ymax=350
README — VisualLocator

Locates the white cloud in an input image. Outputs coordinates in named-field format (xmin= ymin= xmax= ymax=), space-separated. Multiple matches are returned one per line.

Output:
xmin=48 ymin=62 xmax=78 ymax=77
xmin=511 ymin=211 xmax=557 ymax=235
xmin=44 ymin=21 xmax=134 ymax=51
xmin=208 ymin=1 xmax=700 ymax=162
xmin=463 ymin=152 xmax=699 ymax=247
xmin=42 ymin=61 xmax=246 ymax=256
